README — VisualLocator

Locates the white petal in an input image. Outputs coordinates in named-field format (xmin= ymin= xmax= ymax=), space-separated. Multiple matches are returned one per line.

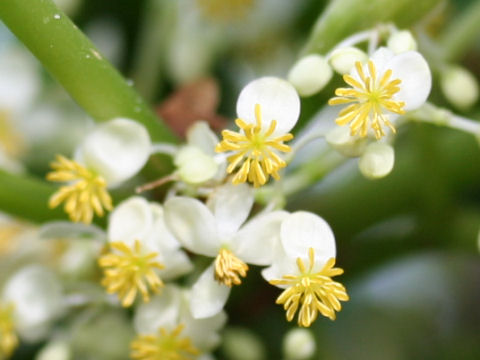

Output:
xmin=163 ymin=197 xmax=219 ymax=256
xmin=280 ymin=211 xmax=336 ymax=262
xmin=386 ymin=51 xmax=431 ymax=110
xmin=233 ymin=211 xmax=288 ymax=265
xmin=190 ymin=264 xmax=231 ymax=319
xmin=236 ymin=77 xmax=300 ymax=136
xmin=39 ymin=221 xmax=105 ymax=241
xmin=133 ymin=286 xmax=181 ymax=334
xmin=79 ymin=118 xmax=151 ymax=187
xmin=186 ymin=121 xmax=219 ymax=156
xmin=207 ymin=183 xmax=254 ymax=239
xmin=369 ymin=47 xmax=395 ymax=74
xmin=146 ymin=203 xmax=180 ymax=252
xmin=261 ymin=245 xmax=298 ymax=287
xmin=158 ymin=250 xmax=193 ymax=280
xmin=108 ymin=197 xmax=153 ymax=247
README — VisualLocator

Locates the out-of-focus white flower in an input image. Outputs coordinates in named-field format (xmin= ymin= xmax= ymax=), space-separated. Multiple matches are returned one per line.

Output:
xmin=387 ymin=30 xmax=417 ymax=54
xmin=283 ymin=328 xmax=316 ymax=360
xmin=329 ymin=46 xmax=368 ymax=75
xmin=358 ymin=142 xmax=395 ymax=179
xmin=164 ymin=182 xmax=287 ymax=318
xmin=216 ymin=77 xmax=300 ymax=187
xmin=288 ymin=55 xmax=333 ymax=97
xmin=47 ymin=118 xmax=151 ymax=224
xmin=441 ymin=66 xmax=479 ymax=110
xmin=2 ymin=265 xmax=64 ymax=342
xmin=263 ymin=212 xmax=348 ymax=327
xmin=99 ymin=196 xmax=193 ymax=307
xmin=36 ymin=340 xmax=71 ymax=360
xmin=132 ymin=285 xmax=226 ymax=359
xmin=174 ymin=121 xmax=224 ymax=184
xmin=329 ymin=47 xmax=431 ymax=139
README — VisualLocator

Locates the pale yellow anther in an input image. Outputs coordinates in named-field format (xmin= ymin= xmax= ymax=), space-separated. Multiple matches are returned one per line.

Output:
xmin=98 ymin=240 xmax=164 ymax=307
xmin=196 ymin=0 xmax=254 ymax=21
xmin=130 ymin=324 xmax=200 ymax=360
xmin=216 ymin=104 xmax=293 ymax=188
xmin=214 ymin=248 xmax=249 ymax=287
xmin=269 ymin=248 xmax=349 ymax=327
xmin=47 ymin=155 xmax=113 ymax=224
xmin=0 ymin=302 xmax=18 ymax=359
xmin=328 ymin=60 xmax=405 ymax=139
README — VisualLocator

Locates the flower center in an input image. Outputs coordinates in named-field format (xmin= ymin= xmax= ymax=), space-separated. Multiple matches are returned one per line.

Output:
xmin=328 ymin=60 xmax=406 ymax=139
xmin=0 ymin=110 xmax=25 ymax=157
xmin=269 ymin=248 xmax=349 ymax=327
xmin=0 ymin=302 xmax=18 ymax=359
xmin=47 ymin=155 xmax=113 ymax=224
xmin=215 ymin=103 xmax=293 ymax=188
xmin=98 ymin=240 xmax=165 ymax=307
xmin=196 ymin=0 xmax=254 ymax=22
xmin=214 ymin=248 xmax=249 ymax=287
xmin=130 ymin=324 xmax=200 ymax=360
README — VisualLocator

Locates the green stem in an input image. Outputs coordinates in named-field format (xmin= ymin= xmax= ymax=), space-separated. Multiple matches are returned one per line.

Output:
xmin=439 ymin=0 xmax=480 ymax=62
xmin=0 ymin=0 xmax=176 ymax=143
xmin=0 ymin=170 xmax=65 ymax=223
xmin=302 ymin=0 xmax=441 ymax=55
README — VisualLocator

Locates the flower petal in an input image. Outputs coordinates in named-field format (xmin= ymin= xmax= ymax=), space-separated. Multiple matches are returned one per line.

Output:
xmin=78 ymin=118 xmax=151 ymax=187
xmin=386 ymin=51 xmax=431 ymax=111
xmin=186 ymin=121 xmax=219 ymax=156
xmin=207 ymin=182 xmax=254 ymax=239
xmin=236 ymin=77 xmax=300 ymax=136
xmin=280 ymin=211 xmax=336 ymax=262
xmin=133 ymin=286 xmax=181 ymax=334
xmin=233 ymin=211 xmax=288 ymax=265
xmin=108 ymin=197 xmax=153 ymax=247
xmin=164 ymin=197 xmax=219 ymax=256
xmin=190 ymin=264 xmax=231 ymax=319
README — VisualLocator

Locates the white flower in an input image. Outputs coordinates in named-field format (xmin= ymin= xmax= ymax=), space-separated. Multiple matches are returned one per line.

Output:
xmin=164 ymin=182 xmax=288 ymax=318
xmin=263 ymin=211 xmax=348 ymax=327
xmin=47 ymin=118 xmax=152 ymax=224
xmin=2 ymin=265 xmax=64 ymax=342
xmin=329 ymin=47 xmax=431 ymax=139
xmin=133 ymin=285 xmax=226 ymax=354
xmin=99 ymin=196 xmax=192 ymax=307
xmin=216 ymin=77 xmax=300 ymax=187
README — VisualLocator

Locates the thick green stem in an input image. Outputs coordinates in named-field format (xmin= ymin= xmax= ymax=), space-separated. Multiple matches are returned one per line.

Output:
xmin=302 ymin=0 xmax=441 ymax=55
xmin=0 ymin=0 xmax=176 ymax=143
xmin=0 ymin=170 xmax=66 ymax=223
xmin=439 ymin=0 xmax=480 ymax=62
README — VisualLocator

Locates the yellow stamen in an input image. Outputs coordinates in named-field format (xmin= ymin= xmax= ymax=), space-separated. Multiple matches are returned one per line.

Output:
xmin=0 ymin=302 xmax=18 ymax=359
xmin=214 ymin=248 xmax=249 ymax=287
xmin=99 ymin=240 xmax=165 ymax=307
xmin=196 ymin=0 xmax=254 ymax=22
xmin=215 ymin=103 xmax=293 ymax=188
xmin=130 ymin=324 xmax=200 ymax=360
xmin=0 ymin=223 xmax=22 ymax=256
xmin=328 ymin=60 xmax=405 ymax=139
xmin=270 ymin=248 xmax=349 ymax=327
xmin=0 ymin=111 xmax=25 ymax=157
xmin=47 ymin=155 xmax=113 ymax=224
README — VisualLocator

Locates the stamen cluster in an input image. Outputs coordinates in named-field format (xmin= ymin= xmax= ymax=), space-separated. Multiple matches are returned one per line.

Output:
xmin=214 ymin=248 xmax=249 ymax=287
xmin=99 ymin=240 xmax=165 ymax=307
xmin=47 ymin=155 xmax=113 ymax=224
xmin=0 ymin=303 xmax=18 ymax=359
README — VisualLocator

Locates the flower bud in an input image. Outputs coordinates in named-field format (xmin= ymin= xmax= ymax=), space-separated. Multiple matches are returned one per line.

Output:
xmin=326 ymin=126 xmax=367 ymax=157
xmin=174 ymin=145 xmax=218 ymax=184
xmin=222 ymin=327 xmax=266 ymax=360
xmin=358 ymin=142 xmax=395 ymax=179
xmin=329 ymin=46 xmax=368 ymax=74
xmin=283 ymin=328 xmax=316 ymax=360
xmin=387 ymin=30 xmax=417 ymax=54
xmin=441 ymin=66 xmax=479 ymax=109
xmin=288 ymin=55 xmax=332 ymax=97
xmin=36 ymin=341 xmax=71 ymax=360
